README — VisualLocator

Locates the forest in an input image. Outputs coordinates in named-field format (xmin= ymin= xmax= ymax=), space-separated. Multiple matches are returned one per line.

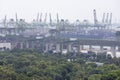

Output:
xmin=0 ymin=49 xmax=120 ymax=80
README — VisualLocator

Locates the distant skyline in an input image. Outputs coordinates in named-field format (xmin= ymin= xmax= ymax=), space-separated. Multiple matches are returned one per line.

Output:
xmin=0 ymin=0 xmax=120 ymax=23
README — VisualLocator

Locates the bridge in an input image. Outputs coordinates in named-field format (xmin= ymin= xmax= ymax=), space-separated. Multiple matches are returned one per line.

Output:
xmin=9 ymin=37 xmax=120 ymax=57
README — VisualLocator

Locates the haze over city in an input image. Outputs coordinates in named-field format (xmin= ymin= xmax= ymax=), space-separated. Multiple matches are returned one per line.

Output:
xmin=0 ymin=0 xmax=120 ymax=23
xmin=1 ymin=0 xmax=120 ymax=79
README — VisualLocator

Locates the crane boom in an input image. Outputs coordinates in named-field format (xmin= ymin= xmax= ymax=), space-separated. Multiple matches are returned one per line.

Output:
xmin=93 ymin=9 xmax=98 ymax=26
xmin=4 ymin=15 xmax=7 ymax=27
xmin=36 ymin=13 xmax=39 ymax=22
xmin=109 ymin=13 xmax=112 ymax=25
xmin=40 ymin=13 xmax=42 ymax=23
xmin=15 ymin=13 xmax=18 ymax=34
xmin=57 ymin=13 xmax=59 ymax=24
xmin=102 ymin=13 xmax=105 ymax=23
xmin=105 ymin=13 xmax=109 ymax=24
xmin=49 ymin=13 xmax=52 ymax=25
xmin=15 ymin=13 xmax=18 ymax=23
xmin=44 ymin=13 xmax=47 ymax=23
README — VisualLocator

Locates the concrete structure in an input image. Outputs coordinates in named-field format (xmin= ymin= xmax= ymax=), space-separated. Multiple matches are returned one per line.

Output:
xmin=8 ymin=37 xmax=120 ymax=57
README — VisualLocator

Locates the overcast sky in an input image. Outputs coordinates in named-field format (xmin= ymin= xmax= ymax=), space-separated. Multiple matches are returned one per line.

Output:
xmin=0 ymin=0 xmax=120 ymax=23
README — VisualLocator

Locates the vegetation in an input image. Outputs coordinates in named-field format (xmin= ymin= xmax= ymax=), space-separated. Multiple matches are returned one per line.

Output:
xmin=0 ymin=50 xmax=120 ymax=80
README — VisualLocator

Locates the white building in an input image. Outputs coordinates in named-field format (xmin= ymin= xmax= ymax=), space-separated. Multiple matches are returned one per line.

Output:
xmin=0 ymin=43 xmax=11 ymax=51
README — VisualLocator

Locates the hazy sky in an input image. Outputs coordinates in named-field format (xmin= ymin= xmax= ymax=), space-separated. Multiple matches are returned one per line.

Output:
xmin=0 ymin=0 xmax=120 ymax=23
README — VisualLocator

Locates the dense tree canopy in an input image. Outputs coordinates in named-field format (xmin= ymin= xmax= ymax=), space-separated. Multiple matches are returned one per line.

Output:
xmin=0 ymin=50 xmax=120 ymax=80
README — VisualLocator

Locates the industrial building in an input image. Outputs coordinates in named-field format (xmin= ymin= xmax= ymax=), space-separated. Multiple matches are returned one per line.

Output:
xmin=0 ymin=10 xmax=120 ymax=57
